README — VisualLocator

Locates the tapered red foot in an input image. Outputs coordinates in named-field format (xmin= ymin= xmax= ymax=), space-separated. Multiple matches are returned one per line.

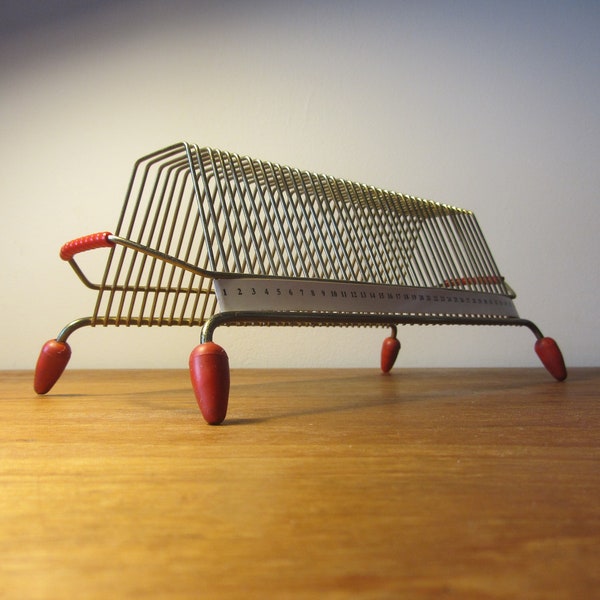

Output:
xmin=34 ymin=339 xmax=72 ymax=394
xmin=534 ymin=337 xmax=567 ymax=381
xmin=189 ymin=342 xmax=230 ymax=425
xmin=381 ymin=335 xmax=401 ymax=373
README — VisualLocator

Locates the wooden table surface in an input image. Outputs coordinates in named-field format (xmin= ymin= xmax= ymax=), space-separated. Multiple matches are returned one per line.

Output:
xmin=1 ymin=368 xmax=599 ymax=599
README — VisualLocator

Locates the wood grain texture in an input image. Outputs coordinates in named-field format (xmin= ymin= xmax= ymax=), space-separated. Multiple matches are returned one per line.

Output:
xmin=1 ymin=368 xmax=599 ymax=599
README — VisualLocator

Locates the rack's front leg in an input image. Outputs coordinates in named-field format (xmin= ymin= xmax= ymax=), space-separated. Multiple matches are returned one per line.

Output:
xmin=34 ymin=339 xmax=72 ymax=394
xmin=189 ymin=342 xmax=230 ymax=425
xmin=34 ymin=318 xmax=93 ymax=394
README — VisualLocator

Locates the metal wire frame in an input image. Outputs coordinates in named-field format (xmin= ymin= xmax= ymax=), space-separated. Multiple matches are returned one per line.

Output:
xmin=185 ymin=144 xmax=512 ymax=294
xmin=63 ymin=142 xmax=516 ymax=336
xmin=54 ymin=311 xmax=543 ymax=346
xmin=198 ymin=311 xmax=544 ymax=345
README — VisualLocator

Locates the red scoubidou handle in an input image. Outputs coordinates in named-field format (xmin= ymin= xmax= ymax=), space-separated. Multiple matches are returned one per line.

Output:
xmin=60 ymin=232 xmax=114 ymax=261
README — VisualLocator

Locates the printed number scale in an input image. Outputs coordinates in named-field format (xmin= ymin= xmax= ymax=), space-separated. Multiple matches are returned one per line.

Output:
xmin=214 ymin=278 xmax=519 ymax=318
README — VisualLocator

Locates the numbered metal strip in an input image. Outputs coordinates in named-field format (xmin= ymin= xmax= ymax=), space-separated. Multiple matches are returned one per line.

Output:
xmin=213 ymin=278 xmax=519 ymax=318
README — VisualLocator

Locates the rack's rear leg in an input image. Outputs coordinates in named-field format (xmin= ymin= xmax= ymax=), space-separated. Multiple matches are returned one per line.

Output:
xmin=535 ymin=337 xmax=567 ymax=381
xmin=381 ymin=326 xmax=401 ymax=373
xmin=189 ymin=342 xmax=230 ymax=425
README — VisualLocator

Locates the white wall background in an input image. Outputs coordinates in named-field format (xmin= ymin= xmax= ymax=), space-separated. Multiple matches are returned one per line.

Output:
xmin=2 ymin=0 xmax=599 ymax=372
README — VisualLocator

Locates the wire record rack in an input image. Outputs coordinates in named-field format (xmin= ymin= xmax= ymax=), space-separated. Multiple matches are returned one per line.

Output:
xmin=34 ymin=142 xmax=567 ymax=424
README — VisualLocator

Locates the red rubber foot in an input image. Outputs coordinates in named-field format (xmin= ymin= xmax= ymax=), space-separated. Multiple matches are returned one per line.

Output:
xmin=189 ymin=342 xmax=230 ymax=425
xmin=381 ymin=336 xmax=401 ymax=373
xmin=34 ymin=339 xmax=72 ymax=394
xmin=534 ymin=337 xmax=567 ymax=381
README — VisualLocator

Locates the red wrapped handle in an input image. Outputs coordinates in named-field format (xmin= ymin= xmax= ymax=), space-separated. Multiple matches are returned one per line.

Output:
xmin=60 ymin=232 xmax=114 ymax=261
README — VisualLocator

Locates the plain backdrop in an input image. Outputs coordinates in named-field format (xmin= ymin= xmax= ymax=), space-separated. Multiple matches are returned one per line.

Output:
xmin=2 ymin=0 xmax=599 ymax=373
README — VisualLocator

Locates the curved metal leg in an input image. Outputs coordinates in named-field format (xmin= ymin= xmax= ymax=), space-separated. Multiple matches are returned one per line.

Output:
xmin=514 ymin=319 xmax=567 ymax=381
xmin=34 ymin=318 xmax=93 ymax=394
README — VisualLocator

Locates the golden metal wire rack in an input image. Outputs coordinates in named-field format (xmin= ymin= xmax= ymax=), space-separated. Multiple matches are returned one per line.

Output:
xmin=34 ymin=142 xmax=566 ymax=424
